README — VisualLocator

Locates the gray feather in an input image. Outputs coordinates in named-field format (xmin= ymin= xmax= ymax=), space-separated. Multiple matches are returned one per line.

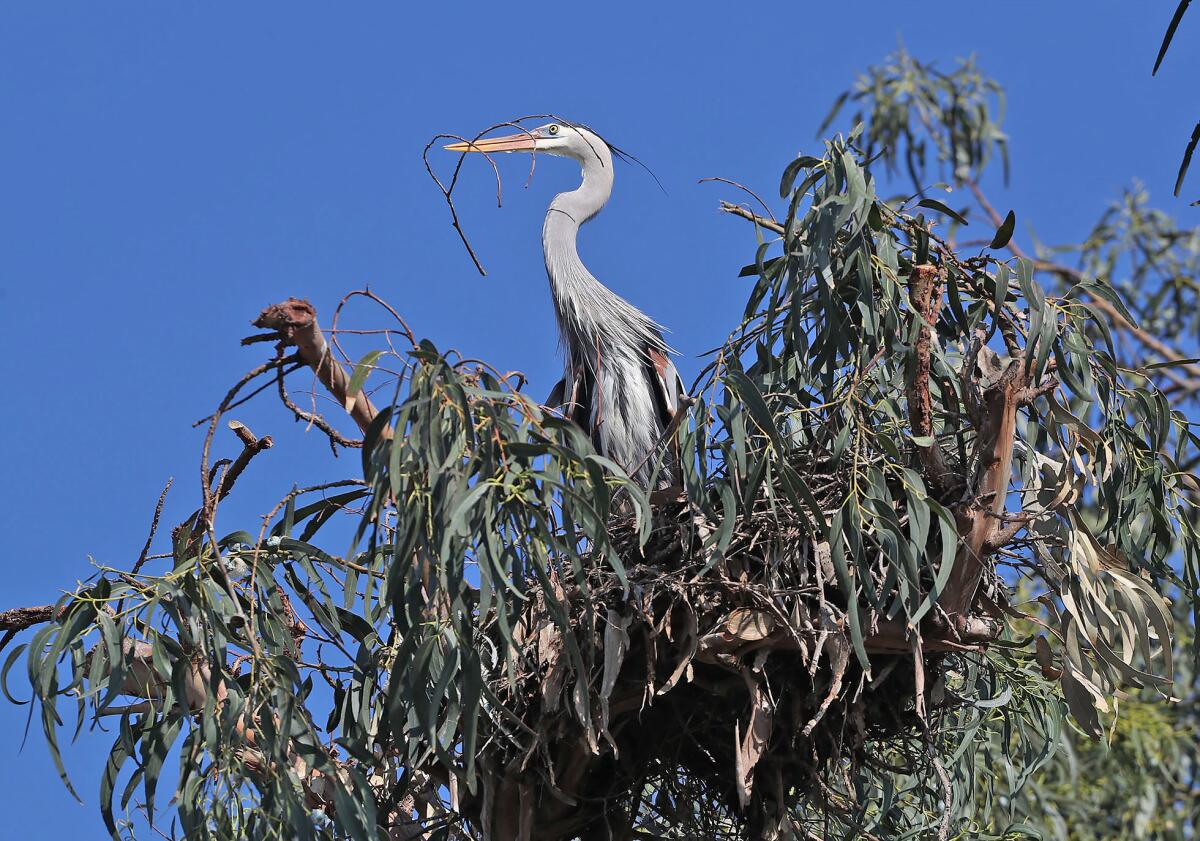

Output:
xmin=540 ymin=125 xmax=679 ymax=489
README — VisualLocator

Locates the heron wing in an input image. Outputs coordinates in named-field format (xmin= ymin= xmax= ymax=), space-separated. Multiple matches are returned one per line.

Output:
xmin=647 ymin=347 xmax=685 ymax=425
xmin=546 ymin=369 xmax=591 ymax=428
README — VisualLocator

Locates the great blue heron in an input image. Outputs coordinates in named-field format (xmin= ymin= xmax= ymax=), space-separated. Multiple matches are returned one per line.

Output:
xmin=446 ymin=121 xmax=685 ymax=489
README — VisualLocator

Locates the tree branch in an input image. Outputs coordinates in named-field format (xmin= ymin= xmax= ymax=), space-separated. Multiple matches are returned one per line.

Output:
xmin=942 ymin=357 xmax=1028 ymax=623
xmin=0 ymin=605 xmax=58 ymax=654
xmin=905 ymin=264 xmax=960 ymax=497
xmin=253 ymin=299 xmax=389 ymax=442
xmin=216 ymin=422 xmax=273 ymax=502
xmin=718 ymin=201 xmax=786 ymax=236
xmin=0 ymin=604 xmax=55 ymax=633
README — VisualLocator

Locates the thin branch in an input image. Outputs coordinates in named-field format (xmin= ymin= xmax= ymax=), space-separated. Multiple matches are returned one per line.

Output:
xmin=131 ymin=477 xmax=173 ymax=578
xmin=423 ymin=121 xmax=541 ymax=275
xmin=117 ymin=476 xmax=175 ymax=615
xmin=700 ymin=178 xmax=777 ymax=223
xmin=718 ymin=201 xmax=786 ymax=236
xmin=334 ymin=288 xmax=418 ymax=348
xmin=275 ymin=362 xmax=361 ymax=451
xmin=216 ymin=422 xmax=274 ymax=502
xmin=193 ymin=357 xmax=305 ymax=426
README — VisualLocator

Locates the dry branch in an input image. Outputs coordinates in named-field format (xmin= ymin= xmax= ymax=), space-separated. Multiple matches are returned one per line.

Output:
xmin=0 ymin=604 xmax=56 ymax=633
xmin=252 ymin=298 xmax=387 ymax=441
xmin=719 ymin=201 xmax=787 ymax=236
xmin=905 ymin=264 xmax=958 ymax=497
xmin=217 ymin=421 xmax=273 ymax=500
xmin=0 ymin=605 xmax=57 ymax=655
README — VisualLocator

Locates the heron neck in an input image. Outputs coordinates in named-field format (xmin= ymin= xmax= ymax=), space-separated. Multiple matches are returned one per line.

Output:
xmin=542 ymin=159 xmax=616 ymax=335
xmin=547 ymin=154 xmax=613 ymax=227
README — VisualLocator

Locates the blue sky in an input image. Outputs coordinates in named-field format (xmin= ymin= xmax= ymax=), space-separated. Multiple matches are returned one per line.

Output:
xmin=2 ymin=1 xmax=1198 ymax=835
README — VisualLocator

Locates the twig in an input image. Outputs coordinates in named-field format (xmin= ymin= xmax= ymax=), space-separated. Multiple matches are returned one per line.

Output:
xmin=97 ymin=701 xmax=159 ymax=717
xmin=423 ymin=127 xmax=511 ymax=276
xmin=926 ymin=728 xmax=953 ymax=841
xmin=700 ymin=178 xmax=777 ymax=223
xmin=193 ymin=357 xmax=304 ymax=426
xmin=241 ymin=332 xmax=283 ymax=345
xmin=216 ymin=422 xmax=274 ymax=502
xmin=116 ymin=476 xmax=176 ymax=615
xmin=275 ymin=363 xmax=361 ymax=451
xmin=333 ymin=288 xmax=418 ymax=353
xmin=718 ymin=201 xmax=786 ymax=236
xmin=132 ymin=478 xmax=173 ymax=578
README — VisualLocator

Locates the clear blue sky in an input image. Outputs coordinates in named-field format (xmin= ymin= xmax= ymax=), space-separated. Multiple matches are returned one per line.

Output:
xmin=2 ymin=2 xmax=1198 ymax=836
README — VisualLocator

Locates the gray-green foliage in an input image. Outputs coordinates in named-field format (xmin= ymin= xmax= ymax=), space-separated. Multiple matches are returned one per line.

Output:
xmin=971 ymin=590 xmax=1198 ymax=839
xmin=819 ymin=46 xmax=1007 ymax=191
xmin=821 ymin=47 xmax=1200 ymax=838
xmin=5 ymin=48 xmax=1200 ymax=841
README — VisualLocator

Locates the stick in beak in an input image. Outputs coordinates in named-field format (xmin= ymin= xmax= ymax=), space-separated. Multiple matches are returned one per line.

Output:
xmin=444 ymin=132 xmax=538 ymax=153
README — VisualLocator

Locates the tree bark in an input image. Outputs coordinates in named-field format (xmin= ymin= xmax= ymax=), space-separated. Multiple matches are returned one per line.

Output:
xmin=252 ymin=298 xmax=389 ymax=441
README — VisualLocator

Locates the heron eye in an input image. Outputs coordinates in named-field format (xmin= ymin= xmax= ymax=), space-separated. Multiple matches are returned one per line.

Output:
xmin=548 ymin=124 xmax=560 ymax=135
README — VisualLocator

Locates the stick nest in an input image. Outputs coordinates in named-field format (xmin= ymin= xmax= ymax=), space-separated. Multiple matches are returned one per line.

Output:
xmin=473 ymin=463 xmax=998 ymax=839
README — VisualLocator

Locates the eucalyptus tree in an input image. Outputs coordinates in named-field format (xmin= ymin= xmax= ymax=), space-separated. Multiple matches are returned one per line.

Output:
xmin=3 ymin=49 xmax=1198 ymax=841
xmin=820 ymin=47 xmax=1200 ymax=838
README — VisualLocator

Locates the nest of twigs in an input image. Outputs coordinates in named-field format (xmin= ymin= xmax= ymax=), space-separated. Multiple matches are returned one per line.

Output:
xmin=472 ymin=468 xmax=997 ymax=840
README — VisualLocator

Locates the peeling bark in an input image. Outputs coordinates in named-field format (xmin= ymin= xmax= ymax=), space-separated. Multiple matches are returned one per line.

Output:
xmin=905 ymin=264 xmax=959 ymax=497
xmin=253 ymin=298 xmax=388 ymax=441
xmin=942 ymin=356 xmax=1027 ymax=623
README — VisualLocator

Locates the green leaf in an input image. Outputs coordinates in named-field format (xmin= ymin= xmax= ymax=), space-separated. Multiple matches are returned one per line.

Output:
xmin=1153 ymin=0 xmax=1192 ymax=75
xmin=916 ymin=198 xmax=968 ymax=225
xmin=1082 ymin=278 xmax=1136 ymax=324
xmin=738 ymin=255 xmax=784 ymax=278
xmin=459 ymin=646 xmax=483 ymax=790
xmin=989 ymin=209 xmax=1016 ymax=249
xmin=347 ymin=350 xmax=385 ymax=401
xmin=725 ymin=370 xmax=782 ymax=451
xmin=1143 ymin=357 xmax=1200 ymax=371
xmin=1174 ymin=120 xmax=1200 ymax=197
xmin=100 ymin=719 xmax=139 ymax=839
xmin=780 ymin=156 xmax=824 ymax=198
xmin=1 ymin=643 xmax=29 ymax=705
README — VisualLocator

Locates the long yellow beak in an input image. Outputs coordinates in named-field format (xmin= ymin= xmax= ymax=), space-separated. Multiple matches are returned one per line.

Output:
xmin=444 ymin=132 xmax=538 ymax=153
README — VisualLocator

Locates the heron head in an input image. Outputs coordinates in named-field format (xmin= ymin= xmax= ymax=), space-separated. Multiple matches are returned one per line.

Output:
xmin=444 ymin=122 xmax=610 ymax=166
